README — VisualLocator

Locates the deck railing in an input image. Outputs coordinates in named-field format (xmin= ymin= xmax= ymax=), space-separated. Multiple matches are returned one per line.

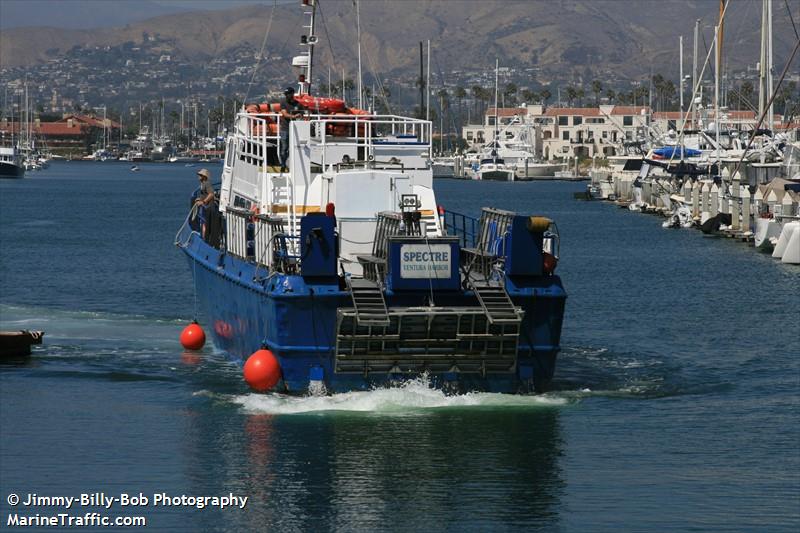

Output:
xmin=235 ymin=111 xmax=432 ymax=169
xmin=443 ymin=210 xmax=479 ymax=249
xmin=224 ymin=206 xmax=299 ymax=272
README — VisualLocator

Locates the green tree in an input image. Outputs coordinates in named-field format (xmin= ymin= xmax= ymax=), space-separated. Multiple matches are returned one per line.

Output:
xmin=565 ymin=86 xmax=577 ymax=107
xmin=521 ymin=89 xmax=537 ymax=104
xmin=454 ymin=86 xmax=467 ymax=129
xmin=540 ymin=89 xmax=552 ymax=105
xmin=591 ymin=79 xmax=603 ymax=106
xmin=737 ymin=80 xmax=754 ymax=111
xmin=503 ymin=82 xmax=518 ymax=106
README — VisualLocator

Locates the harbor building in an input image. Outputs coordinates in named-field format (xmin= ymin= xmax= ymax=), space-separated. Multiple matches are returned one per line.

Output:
xmin=462 ymin=104 xmax=792 ymax=159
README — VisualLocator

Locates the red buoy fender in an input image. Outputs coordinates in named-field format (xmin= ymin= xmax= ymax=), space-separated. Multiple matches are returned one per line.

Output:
xmin=243 ymin=349 xmax=281 ymax=391
xmin=180 ymin=321 xmax=206 ymax=350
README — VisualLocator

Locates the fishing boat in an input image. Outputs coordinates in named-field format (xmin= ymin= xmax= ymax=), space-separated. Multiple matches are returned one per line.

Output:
xmin=0 ymin=146 xmax=25 ymax=179
xmin=174 ymin=0 xmax=567 ymax=394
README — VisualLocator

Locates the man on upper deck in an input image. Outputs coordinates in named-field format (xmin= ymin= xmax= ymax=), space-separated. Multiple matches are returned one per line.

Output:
xmin=279 ymin=87 xmax=303 ymax=173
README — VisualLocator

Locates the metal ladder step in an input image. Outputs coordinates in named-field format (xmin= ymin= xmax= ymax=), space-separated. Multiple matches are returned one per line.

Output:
xmin=347 ymin=278 xmax=390 ymax=327
xmin=469 ymin=280 xmax=522 ymax=325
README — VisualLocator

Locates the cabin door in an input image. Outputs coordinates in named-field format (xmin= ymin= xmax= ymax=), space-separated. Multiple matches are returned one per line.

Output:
xmin=391 ymin=176 xmax=411 ymax=210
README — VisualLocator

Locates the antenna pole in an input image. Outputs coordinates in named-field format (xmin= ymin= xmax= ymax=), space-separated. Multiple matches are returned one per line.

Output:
xmin=356 ymin=0 xmax=362 ymax=108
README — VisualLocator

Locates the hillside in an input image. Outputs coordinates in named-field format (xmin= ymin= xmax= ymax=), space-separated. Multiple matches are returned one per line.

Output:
xmin=1 ymin=0 xmax=797 ymax=79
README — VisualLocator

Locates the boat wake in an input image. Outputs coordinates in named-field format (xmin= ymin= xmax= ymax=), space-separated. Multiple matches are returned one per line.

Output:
xmin=553 ymin=344 xmax=733 ymax=399
xmin=229 ymin=376 xmax=569 ymax=415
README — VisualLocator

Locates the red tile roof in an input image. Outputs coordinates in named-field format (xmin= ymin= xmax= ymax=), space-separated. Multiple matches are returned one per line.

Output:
xmin=652 ymin=111 xmax=685 ymax=119
xmin=0 ymin=121 xmax=87 ymax=136
xmin=544 ymin=107 xmax=601 ymax=116
xmin=57 ymin=114 xmax=121 ymax=129
xmin=486 ymin=107 xmax=528 ymax=117
xmin=608 ymin=106 xmax=650 ymax=115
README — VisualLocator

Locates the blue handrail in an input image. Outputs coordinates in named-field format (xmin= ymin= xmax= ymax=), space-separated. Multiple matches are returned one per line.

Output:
xmin=443 ymin=210 xmax=479 ymax=248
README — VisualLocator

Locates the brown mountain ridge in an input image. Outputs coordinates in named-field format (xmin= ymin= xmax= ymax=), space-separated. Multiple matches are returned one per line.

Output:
xmin=1 ymin=0 xmax=796 ymax=79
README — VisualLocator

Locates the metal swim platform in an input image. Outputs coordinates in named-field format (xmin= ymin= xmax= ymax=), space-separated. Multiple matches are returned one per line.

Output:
xmin=334 ymin=306 xmax=522 ymax=375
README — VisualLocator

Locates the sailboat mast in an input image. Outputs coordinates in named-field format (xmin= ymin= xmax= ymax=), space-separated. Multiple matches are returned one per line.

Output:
xmin=426 ymin=40 xmax=431 ymax=122
xmin=494 ymin=59 xmax=499 ymax=157
xmin=766 ymin=0 xmax=773 ymax=129
xmin=680 ymin=35 xmax=684 ymax=163
xmin=693 ymin=19 xmax=699 ymax=129
xmin=714 ymin=25 xmax=721 ymax=165
xmin=679 ymin=36 xmax=684 ymax=117
xmin=717 ymin=0 xmax=725 ymax=76
xmin=419 ymin=42 xmax=424 ymax=119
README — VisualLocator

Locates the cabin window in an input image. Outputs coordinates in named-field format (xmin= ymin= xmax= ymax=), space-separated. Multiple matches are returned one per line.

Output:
xmin=573 ymin=116 xmax=582 ymax=126
xmin=668 ymin=120 xmax=676 ymax=130
xmin=623 ymin=116 xmax=633 ymax=126
xmin=558 ymin=116 xmax=568 ymax=126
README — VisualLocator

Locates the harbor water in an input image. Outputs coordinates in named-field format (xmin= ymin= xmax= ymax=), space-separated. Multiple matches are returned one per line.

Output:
xmin=1 ymin=162 xmax=798 ymax=531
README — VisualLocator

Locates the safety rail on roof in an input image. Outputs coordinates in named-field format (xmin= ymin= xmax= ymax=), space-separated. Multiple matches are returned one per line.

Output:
xmin=234 ymin=111 xmax=432 ymax=168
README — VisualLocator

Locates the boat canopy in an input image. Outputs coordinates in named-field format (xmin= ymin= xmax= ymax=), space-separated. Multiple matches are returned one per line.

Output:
xmin=652 ymin=146 xmax=702 ymax=159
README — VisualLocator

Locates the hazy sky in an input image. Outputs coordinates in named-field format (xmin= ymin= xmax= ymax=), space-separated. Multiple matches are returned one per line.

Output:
xmin=0 ymin=0 xmax=291 ymax=29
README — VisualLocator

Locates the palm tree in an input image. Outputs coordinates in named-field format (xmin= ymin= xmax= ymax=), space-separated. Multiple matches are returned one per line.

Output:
xmin=343 ymin=79 xmax=355 ymax=103
xmin=521 ymin=89 xmax=537 ymax=104
xmin=503 ymin=82 xmax=518 ymax=107
xmin=565 ymin=86 xmax=577 ymax=107
xmin=540 ymin=89 xmax=552 ymax=106
xmin=454 ymin=86 xmax=467 ymax=130
xmin=592 ymin=79 xmax=603 ymax=106
xmin=605 ymin=89 xmax=616 ymax=104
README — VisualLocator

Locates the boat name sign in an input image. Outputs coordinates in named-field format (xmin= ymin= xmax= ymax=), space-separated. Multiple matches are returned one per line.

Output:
xmin=400 ymin=244 xmax=451 ymax=278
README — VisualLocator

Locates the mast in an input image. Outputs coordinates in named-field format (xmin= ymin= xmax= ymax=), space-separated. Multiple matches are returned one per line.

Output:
xmin=493 ymin=58 xmax=499 ymax=161
xmin=680 ymin=35 xmax=684 ymax=162
xmin=766 ymin=0 xmax=773 ymax=130
xmin=693 ymin=19 xmax=699 ymax=129
xmin=714 ymin=24 xmax=721 ymax=166
xmin=426 ymin=39 xmax=431 ymax=122
xmin=419 ymin=42 xmax=424 ymax=119
xmin=24 ymin=81 xmax=28 ymax=151
xmin=300 ymin=0 xmax=316 ymax=94
xmin=355 ymin=0 xmax=362 ymax=108
xmin=717 ymin=0 xmax=725 ymax=77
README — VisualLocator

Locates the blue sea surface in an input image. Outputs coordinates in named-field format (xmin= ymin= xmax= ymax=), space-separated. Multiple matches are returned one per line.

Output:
xmin=1 ymin=162 xmax=798 ymax=531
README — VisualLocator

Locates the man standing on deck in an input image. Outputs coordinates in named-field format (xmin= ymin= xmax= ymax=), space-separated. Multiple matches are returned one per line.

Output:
xmin=194 ymin=168 xmax=215 ymax=238
xmin=279 ymin=87 xmax=303 ymax=173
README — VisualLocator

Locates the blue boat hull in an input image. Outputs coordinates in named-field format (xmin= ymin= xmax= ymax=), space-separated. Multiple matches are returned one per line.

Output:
xmin=182 ymin=230 xmax=566 ymax=393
